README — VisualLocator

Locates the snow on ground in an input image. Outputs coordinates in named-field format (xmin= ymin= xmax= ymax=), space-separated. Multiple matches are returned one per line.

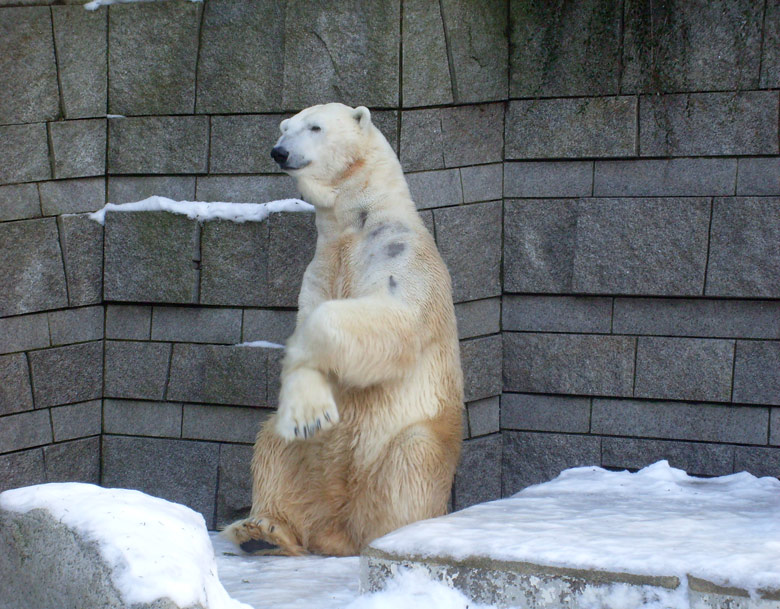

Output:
xmin=373 ymin=461 xmax=780 ymax=598
xmin=0 ymin=483 xmax=249 ymax=609
xmin=88 ymin=196 xmax=314 ymax=225
xmin=84 ymin=0 xmax=201 ymax=10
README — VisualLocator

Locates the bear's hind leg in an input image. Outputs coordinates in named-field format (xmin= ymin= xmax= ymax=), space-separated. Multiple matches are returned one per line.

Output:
xmin=222 ymin=516 xmax=306 ymax=556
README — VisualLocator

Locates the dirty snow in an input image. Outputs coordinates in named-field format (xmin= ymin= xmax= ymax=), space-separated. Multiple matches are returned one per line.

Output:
xmin=373 ymin=461 xmax=780 ymax=598
xmin=85 ymin=0 xmax=201 ymax=10
xmin=88 ymin=196 xmax=313 ymax=225
xmin=0 ymin=483 xmax=249 ymax=609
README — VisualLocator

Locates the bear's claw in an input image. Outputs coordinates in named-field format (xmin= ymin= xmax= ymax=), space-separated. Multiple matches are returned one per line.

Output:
xmin=276 ymin=367 xmax=340 ymax=441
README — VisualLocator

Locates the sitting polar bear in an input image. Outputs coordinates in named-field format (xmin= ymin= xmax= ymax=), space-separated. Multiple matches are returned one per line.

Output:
xmin=223 ymin=103 xmax=464 ymax=556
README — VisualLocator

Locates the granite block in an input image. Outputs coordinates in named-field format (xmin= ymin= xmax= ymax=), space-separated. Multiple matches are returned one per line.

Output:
xmin=0 ymin=449 xmax=45 ymax=492
xmin=151 ymin=306 xmax=242 ymax=344
xmin=453 ymin=434 xmax=501 ymax=510
xmin=105 ymin=305 xmax=151 ymax=340
xmin=733 ymin=446 xmax=780 ymax=479
xmin=196 ymin=0 xmax=284 ymax=113
xmin=50 ymin=399 xmax=101 ymax=442
xmin=502 ymin=431 xmax=601 ymax=495
xmin=242 ymin=309 xmax=297 ymax=345
xmin=440 ymin=104 xmax=504 ymax=168
xmin=500 ymin=393 xmax=591 ymax=434
xmin=502 ymin=295 xmax=612 ymax=333
xmin=167 ymin=343 xmax=267 ymax=407
xmin=435 ymin=201 xmax=501 ymax=302
xmin=52 ymin=5 xmax=107 ymax=119
xmin=57 ymin=213 xmax=104 ymax=307
xmin=773 ymin=409 xmax=780 ymax=446
xmin=103 ymin=399 xmax=182 ymax=438
xmin=43 ymin=436 xmax=99 ymax=483
xmin=182 ymin=404 xmax=269 ymax=443
xmin=215 ymin=443 xmax=254 ymax=529
xmin=0 ymin=313 xmax=49 ymax=355
xmin=210 ymin=115 xmax=287 ymax=175
xmin=108 ymin=116 xmax=209 ymax=174
xmin=0 ymin=6 xmax=59 ymax=124
xmin=634 ymin=337 xmax=734 ymax=403
xmin=503 ymin=333 xmax=635 ymax=396
xmin=454 ymin=298 xmax=500 ymax=340
xmin=460 ymin=335 xmax=502 ymax=403
xmin=266 ymin=212 xmax=317 ymax=307
xmin=737 ymin=158 xmax=780 ymax=196
xmin=39 ymin=177 xmax=105 ymax=215
xmin=104 ymin=211 xmax=199 ymax=303
xmin=399 ymin=109 xmax=445 ymax=172
xmin=602 ymin=437 xmax=735 ymax=478
xmin=0 ymin=123 xmax=51 ymax=185
xmin=761 ymin=0 xmax=780 ymax=87
xmin=460 ymin=164 xmax=502 ymax=204
xmin=510 ymin=0 xmax=621 ymax=97
xmin=0 ymin=409 xmax=52 ymax=454
xmin=47 ymin=306 xmax=103 ymax=346
xmin=506 ymin=97 xmax=637 ymax=159
xmin=0 ymin=218 xmax=67 ymax=317
xmin=107 ymin=176 xmax=196 ymax=204
xmin=27 ymin=341 xmax=102 ymax=409
xmin=639 ymin=91 xmax=779 ymax=156
xmin=407 ymin=169 xmax=463 ymax=210
xmin=194 ymin=176 xmax=298 ymax=203
xmin=49 ymin=119 xmax=106 ymax=179
xmin=733 ymin=341 xmax=780 ymax=406
xmin=402 ymin=0 xmax=452 ymax=107
xmin=466 ymin=396 xmax=499 ymax=438
xmin=103 ymin=340 xmax=171 ymax=401
xmin=706 ymin=197 xmax=780 ymax=298
xmin=0 ymin=183 xmax=40 ymax=222
xmin=102 ymin=435 xmax=219 ymax=527
xmin=504 ymin=161 xmax=593 ymax=198
xmin=0 ymin=353 xmax=34 ymax=416
xmin=592 ymin=398 xmax=768 ymax=445
xmin=109 ymin=1 xmax=200 ymax=115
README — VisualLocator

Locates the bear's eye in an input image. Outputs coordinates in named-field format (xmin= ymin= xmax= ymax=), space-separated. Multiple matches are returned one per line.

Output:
xmin=309 ymin=125 xmax=321 ymax=132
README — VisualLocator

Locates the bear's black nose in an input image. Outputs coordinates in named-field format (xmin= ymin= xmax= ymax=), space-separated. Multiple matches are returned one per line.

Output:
xmin=271 ymin=146 xmax=289 ymax=166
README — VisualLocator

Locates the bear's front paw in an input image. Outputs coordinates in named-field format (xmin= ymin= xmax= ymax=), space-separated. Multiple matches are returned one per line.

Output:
xmin=275 ymin=367 xmax=339 ymax=441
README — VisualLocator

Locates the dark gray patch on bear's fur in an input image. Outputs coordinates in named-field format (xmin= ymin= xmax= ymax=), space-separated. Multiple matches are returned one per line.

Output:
xmin=386 ymin=241 xmax=406 ymax=257
xmin=388 ymin=275 xmax=397 ymax=292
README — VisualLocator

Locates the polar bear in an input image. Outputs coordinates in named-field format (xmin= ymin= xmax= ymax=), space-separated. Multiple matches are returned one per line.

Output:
xmin=223 ymin=103 xmax=463 ymax=556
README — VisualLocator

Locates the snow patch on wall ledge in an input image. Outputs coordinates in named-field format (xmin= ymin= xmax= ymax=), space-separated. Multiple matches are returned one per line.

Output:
xmin=89 ymin=195 xmax=314 ymax=225
xmin=84 ymin=0 xmax=202 ymax=11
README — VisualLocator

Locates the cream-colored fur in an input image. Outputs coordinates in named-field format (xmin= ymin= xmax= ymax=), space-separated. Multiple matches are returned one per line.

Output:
xmin=223 ymin=103 xmax=463 ymax=556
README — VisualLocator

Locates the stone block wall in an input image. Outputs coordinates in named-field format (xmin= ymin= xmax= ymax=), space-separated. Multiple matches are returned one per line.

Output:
xmin=1 ymin=0 xmax=778 ymax=529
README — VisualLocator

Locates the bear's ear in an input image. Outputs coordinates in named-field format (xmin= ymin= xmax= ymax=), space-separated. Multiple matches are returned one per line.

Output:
xmin=353 ymin=106 xmax=371 ymax=129
xmin=280 ymin=118 xmax=290 ymax=133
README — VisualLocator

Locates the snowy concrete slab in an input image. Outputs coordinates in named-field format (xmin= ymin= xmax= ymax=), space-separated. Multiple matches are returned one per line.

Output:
xmin=364 ymin=461 xmax=780 ymax=609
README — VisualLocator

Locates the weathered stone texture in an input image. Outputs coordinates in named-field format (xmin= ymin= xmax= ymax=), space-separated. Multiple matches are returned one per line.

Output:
xmin=109 ymin=1 xmax=200 ymax=115
xmin=105 ymin=305 xmax=151 ymax=340
xmin=151 ymin=306 xmax=242 ymax=344
xmin=0 ymin=313 xmax=49 ymax=355
xmin=0 ymin=409 xmax=52 ymax=454
xmin=453 ymin=434 xmax=501 ymax=510
xmin=734 ymin=446 xmax=780 ymax=479
xmin=49 ymin=119 xmax=106 ymax=179
xmin=639 ymin=91 xmax=779 ymax=156
xmin=107 ymin=176 xmax=196 ymax=204
xmin=407 ymin=169 xmax=463 ymax=210
xmin=200 ymin=219 xmax=267 ymax=307
xmin=196 ymin=0 xmax=284 ymax=113
xmin=613 ymin=298 xmax=780 ymax=339
xmin=634 ymin=337 xmax=735 ymax=403
xmin=500 ymin=393 xmax=591 ymax=434
xmin=243 ymin=309 xmax=297 ymax=345
xmin=502 ymin=295 xmax=612 ymax=333
xmin=502 ymin=431 xmax=601 ymax=495
xmin=52 ymin=5 xmax=106 ymax=119
xmin=108 ymin=116 xmax=209 ymax=174
xmin=441 ymin=0 xmax=507 ymax=103
xmin=460 ymin=164 xmax=502 ymax=204
xmin=104 ymin=211 xmax=199 ymax=303
xmin=216 ymin=443 xmax=253 ymax=529
xmin=195 ymin=176 xmax=298 ymax=203
xmin=504 ymin=198 xmax=710 ymax=296
xmin=0 ymin=183 xmax=40 ymax=222
xmin=706 ymin=198 xmax=780 ymax=298
xmin=454 ymin=298 xmax=500 ymax=340
xmin=737 ymin=158 xmax=780 ymax=196
xmin=773 ymin=409 xmax=780 ymax=446
xmin=504 ymin=161 xmax=593 ymax=198
xmin=27 ymin=342 xmax=103 ymax=409
xmin=210 ymin=115 xmax=286 ymax=174
xmin=0 ymin=449 xmax=44 ymax=493
xmin=510 ymin=0 xmax=621 ymax=97
xmin=762 ymin=0 xmax=780 ymax=88
xmin=102 ymin=435 xmax=220 ymax=527
xmin=460 ymin=335 xmax=502 ymax=403
xmin=0 ymin=123 xmax=51 ymax=185
xmin=0 ymin=7 xmax=59 ymax=124
xmin=593 ymin=158 xmax=737 ymax=197
xmin=602 ymin=437 xmax=735 ymax=478
xmin=591 ymin=399 xmax=768 ymax=445
xmin=402 ymin=0 xmax=452 ymax=107
xmin=50 ymin=399 xmax=101 ymax=442
xmin=39 ymin=177 xmax=105 ymax=215
xmin=503 ymin=333 xmax=635 ymax=396
xmin=48 ymin=306 xmax=103 ymax=346
xmin=506 ymin=97 xmax=637 ymax=159
xmin=167 ymin=344 xmax=267 ymax=407
xmin=467 ymin=396 xmax=499 ymax=438
xmin=266 ymin=213 xmax=317 ymax=307
xmin=282 ymin=0 xmax=400 ymax=108
xmin=0 ymin=218 xmax=67 ymax=317
xmin=733 ymin=341 xmax=780 ymax=406
xmin=0 ymin=353 xmax=34 ymax=415
xmin=104 ymin=341 xmax=171 ymax=401
xmin=57 ymin=213 xmax=103 ymax=307
xmin=182 ymin=404 xmax=268 ymax=443
xmin=103 ymin=399 xmax=182 ymax=438
xmin=435 ymin=202 xmax=501 ymax=302
xmin=44 ymin=436 xmax=100 ymax=483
